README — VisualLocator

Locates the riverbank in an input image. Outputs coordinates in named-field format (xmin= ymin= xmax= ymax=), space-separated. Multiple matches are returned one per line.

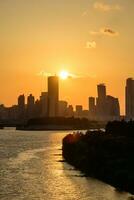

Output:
xmin=16 ymin=117 xmax=105 ymax=131
xmin=62 ymin=121 xmax=134 ymax=194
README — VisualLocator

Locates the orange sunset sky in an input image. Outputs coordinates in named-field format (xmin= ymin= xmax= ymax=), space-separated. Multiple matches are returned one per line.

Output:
xmin=0 ymin=0 xmax=134 ymax=114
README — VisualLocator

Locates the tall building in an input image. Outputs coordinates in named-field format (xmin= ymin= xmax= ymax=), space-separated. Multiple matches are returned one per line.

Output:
xmin=48 ymin=76 xmax=59 ymax=117
xmin=89 ymin=97 xmax=96 ymax=119
xmin=97 ymin=84 xmax=106 ymax=100
xmin=58 ymin=101 xmax=68 ymax=117
xmin=75 ymin=105 xmax=83 ymax=118
xmin=106 ymin=95 xmax=120 ymax=120
xmin=27 ymin=94 xmax=35 ymax=119
xmin=40 ymin=92 xmax=48 ymax=117
xmin=96 ymin=84 xmax=107 ymax=119
xmin=66 ymin=105 xmax=74 ymax=117
xmin=18 ymin=94 xmax=25 ymax=120
xmin=125 ymin=78 xmax=134 ymax=120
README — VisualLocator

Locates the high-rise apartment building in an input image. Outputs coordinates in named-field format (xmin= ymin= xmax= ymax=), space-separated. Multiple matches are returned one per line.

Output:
xmin=96 ymin=84 xmax=107 ymax=118
xmin=40 ymin=92 xmax=48 ymax=117
xmin=125 ymin=78 xmax=134 ymax=120
xmin=18 ymin=94 xmax=25 ymax=120
xmin=27 ymin=94 xmax=35 ymax=119
xmin=48 ymin=76 xmax=59 ymax=117
xmin=58 ymin=101 xmax=68 ymax=117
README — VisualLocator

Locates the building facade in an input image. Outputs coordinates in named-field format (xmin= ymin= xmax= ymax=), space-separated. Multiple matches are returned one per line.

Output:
xmin=125 ymin=78 xmax=134 ymax=120
xmin=48 ymin=76 xmax=59 ymax=117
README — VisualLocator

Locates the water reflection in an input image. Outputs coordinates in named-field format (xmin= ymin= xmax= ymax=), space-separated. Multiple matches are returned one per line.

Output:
xmin=0 ymin=130 xmax=133 ymax=200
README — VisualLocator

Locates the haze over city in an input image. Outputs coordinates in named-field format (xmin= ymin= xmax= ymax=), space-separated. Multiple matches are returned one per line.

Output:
xmin=1 ymin=1 xmax=134 ymax=199
xmin=1 ymin=0 xmax=134 ymax=114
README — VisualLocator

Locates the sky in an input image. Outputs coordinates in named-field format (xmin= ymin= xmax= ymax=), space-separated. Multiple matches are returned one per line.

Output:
xmin=0 ymin=0 xmax=134 ymax=114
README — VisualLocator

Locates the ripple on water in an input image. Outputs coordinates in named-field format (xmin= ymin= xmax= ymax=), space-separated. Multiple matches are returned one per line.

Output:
xmin=0 ymin=130 xmax=133 ymax=200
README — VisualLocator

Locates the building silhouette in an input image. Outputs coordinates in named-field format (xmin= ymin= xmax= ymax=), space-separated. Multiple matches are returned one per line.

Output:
xmin=75 ymin=105 xmax=83 ymax=118
xmin=58 ymin=101 xmax=68 ymax=117
xmin=18 ymin=94 xmax=25 ymax=120
xmin=27 ymin=94 xmax=35 ymax=119
xmin=89 ymin=97 xmax=96 ymax=119
xmin=40 ymin=92 xmax=48 ymax=117
xmin=125 ymin=78 xmax=134 ymax=120
xmin=48 ymin=76 xmax=59 ymax=117
xmin=66 ymin=105 xmax=74 ymax=117
xmin=0 ymin=76 xmax=123 ymax=123
xmin=106 ymin=95 xmax=120 ymax=120
xmin=88 ymin=84 xmax=120 ymax=121
xmin=96 ymin=84 xmax=107 ymax=119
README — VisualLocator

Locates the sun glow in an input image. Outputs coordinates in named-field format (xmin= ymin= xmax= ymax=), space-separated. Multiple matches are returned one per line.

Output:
xmin=59 ymin=70 xmax=69 ymax=80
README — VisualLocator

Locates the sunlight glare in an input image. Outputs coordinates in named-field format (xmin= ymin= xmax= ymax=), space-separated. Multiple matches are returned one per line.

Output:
xmin=59 ymin=70 xmax=69 ymax=80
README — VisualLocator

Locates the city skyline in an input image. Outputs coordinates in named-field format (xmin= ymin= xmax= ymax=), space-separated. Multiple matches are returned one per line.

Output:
xmin=1 ymin=0 xmax=134 ymax=115
xmin=1 ymin=1 xmax=134 ymax=198
xmin=0 ymin=75 xmax=123 ymax=123
xmin=0 ymin=74 xmax=131 ymax=115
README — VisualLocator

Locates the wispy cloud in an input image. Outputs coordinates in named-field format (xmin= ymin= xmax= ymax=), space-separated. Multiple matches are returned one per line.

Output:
xmin=37 ymin=71 xmax=52 ymax=77
xmin=86 ymin=41 xmax=96 ymax=49
xmin=67 ymin=73 xmax=96 ymax=79
xmin=94 ymin=2 xmax=121 ymax=12
xmin=90 ymin=28 xmax=119 ymax=37
xmin=37 ymin=70 xmax=96 ymax=79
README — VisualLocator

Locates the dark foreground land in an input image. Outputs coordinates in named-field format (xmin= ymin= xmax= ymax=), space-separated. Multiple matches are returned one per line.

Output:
xmin=62 ymin=121 xmax=134 ymax=194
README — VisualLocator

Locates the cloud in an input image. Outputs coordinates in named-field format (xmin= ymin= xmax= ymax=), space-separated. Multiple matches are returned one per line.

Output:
xmin=86 ymin=41 xmax=96 ymax=49
xmin=94 ymin=2 xmax=121 ymax=12
xmin=37 ymin=71 xmax=52 ymax=77
xmin=101 ymin=28 xmax=119 ymax=36
xmin=37 ymin=70 xmax=96 ymax=79
xmin=90 ymin=28 xmax=119 ymax=37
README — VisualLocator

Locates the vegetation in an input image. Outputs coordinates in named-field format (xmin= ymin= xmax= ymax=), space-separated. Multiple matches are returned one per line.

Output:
xmin=62 ymin=120 xmax=134 ymax=194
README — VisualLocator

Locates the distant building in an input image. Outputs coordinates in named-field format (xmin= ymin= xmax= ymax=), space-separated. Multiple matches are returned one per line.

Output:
xmin=8 ymin=105 xmax=18 ymax=121
xmin=34 ymin=99 xmax=42 ymax=118
xmin=89 ymin=97 xmax=96 ymax=119
xmin=0 ymin=104 xmax=8 ymax=120
xmin=40 ymin=92 xmax=48 ymax=117
xmin=82 ymin=110 xmax=89 ymax=119
xmin=75 ymin=105 xmax=83 ymax=118
xmin=48 ymin=76 xmax=59 ymax=117
xmin=58 ymin=101 xmax=68 ymax=117
xmin=27 ymin=94 xmax=35 ymax=119
xmin=97 ymin=84 xmax=106 ymax=100
xmin=96 ymin=84 xmax=107 ymax=119
xmin=18 ymin=94 xmax=25 ymax=120
xmin=67 ymin=105 xmax=74 ymax=117
xmin=89 ymin=84 xmax=121 ymax=121
xmin=106 ymin=95 xmax=120 ymax=120
xmin=125 ymin=78 xmax=134 ymax=120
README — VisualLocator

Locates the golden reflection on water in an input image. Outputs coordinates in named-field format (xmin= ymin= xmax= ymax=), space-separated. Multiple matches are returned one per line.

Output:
xmin=0 ymin=130 xmax=133 ymax=200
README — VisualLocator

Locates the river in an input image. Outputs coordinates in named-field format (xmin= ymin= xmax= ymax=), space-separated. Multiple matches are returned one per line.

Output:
xmin=0 ymin=129 xmax=133 ymax=200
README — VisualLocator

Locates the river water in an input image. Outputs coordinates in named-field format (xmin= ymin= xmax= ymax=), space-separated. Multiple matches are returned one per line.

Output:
xmin=0 ymin=129 xmax=133 ymax=200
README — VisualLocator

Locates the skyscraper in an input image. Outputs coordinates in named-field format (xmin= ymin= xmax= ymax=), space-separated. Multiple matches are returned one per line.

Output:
xmin=40 ymin=92 xmax=48 ymax=117
xmin=48 ymin=76 xmax=59 ymax=117
xmin=66 ymin=105 xmax=74 ymax=117
xmin=18 ymin=94 xmax=25 ymax=120
xmin=75 ymin=105 xmax=83 ymax=118
xmin=97 ymin=84 xmax=106 ymax=100
xmin=125 ymin=78 xmax=134 ymax=120
xmin=106 ymin=95 xmax=120 ymax=120
xmin=96 ymin=84 xmax=107 ymax=119
xmin=89 ymin=97 xmax=96 ymax=116
xmin=27 ymin=94 xmax=35 ymax=119
xmin=58 ymin=101 xmax=68 ymax=117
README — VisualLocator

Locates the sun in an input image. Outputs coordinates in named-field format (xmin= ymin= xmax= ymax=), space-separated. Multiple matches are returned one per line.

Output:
xmin=59 ymin=70 xmax=69 ymax=80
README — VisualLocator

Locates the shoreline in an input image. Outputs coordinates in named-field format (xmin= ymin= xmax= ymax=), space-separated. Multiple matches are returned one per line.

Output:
xmin=62 ymin=121 xmax=134 ymax=195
